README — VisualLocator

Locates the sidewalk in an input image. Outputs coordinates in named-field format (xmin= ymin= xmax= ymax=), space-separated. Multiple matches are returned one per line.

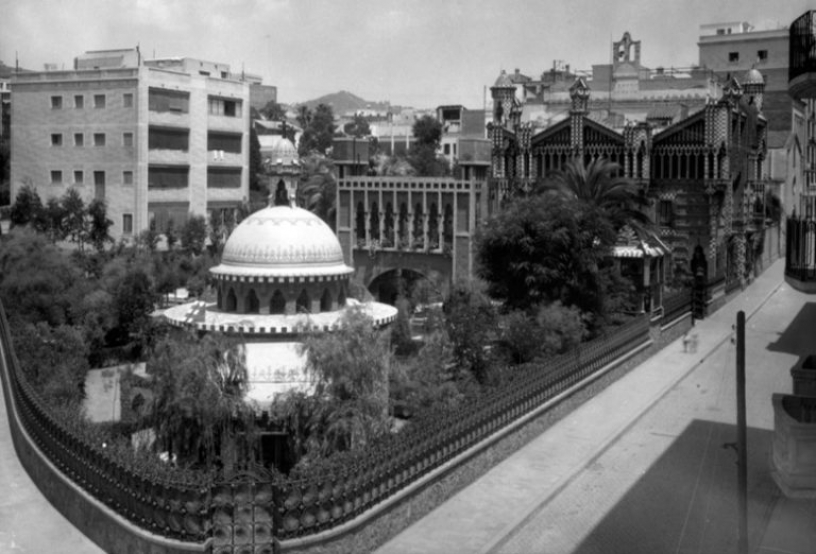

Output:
xmin=376 ymin=259 xmax=803 ymax=554
xmin=0 ymin=352 xmax=104 ymax=552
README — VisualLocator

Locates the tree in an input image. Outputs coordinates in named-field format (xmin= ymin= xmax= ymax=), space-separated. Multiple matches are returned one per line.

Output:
xmin=283 ymin=307 xmax=393 ymax=462
xmin=9 ymin=184 xmax=43 ymax=228
xmin=11 ymin=321 xmax=90 ymax=407
xmin=297 ymin=154 xmax=337 ymax=229
xmin=408 ymin=143 xmax=450 ymax=177
xmin=146 ymin=333 xmax=255 ymax=469
xmin=343 ymin=114 xmax=371 ymax=138
xmin=412 ymin=115 xmax=443 ymax=147
xmin=0 ymin=229 xmax=82 ymax=326
xmin=87 ymin=198 xmax=113 ymax=252
xmin=408 ymin=115 xmax=449 ymax=176
xmin=475 ymin=192 xmax=615 ymax=315
xmin=61 ymin=188 xmax=88 ymax=250
xmin=259 ymin=100 xmax=287 ymax=121
xmin=181 ymin=215 xmax=208 ymax=255
xmin=249 ymin=126 xmax=263 ymax=193
xmin=111 ymin=267 xmax=157 ymax=346
xmin=138 ymin=218 xmax=161 ymax=252
xmin=164 ymin=218 xmax=178 ymax=250
xmin=297 ymin=104 xmax=336 ymax=156
xmin=443 ymin=281 xmax=497 ymax=385
xmin=43 ymin=196 xmax=67 ymax=242
xmin=539 ymin=157 xmax=651 ymax=233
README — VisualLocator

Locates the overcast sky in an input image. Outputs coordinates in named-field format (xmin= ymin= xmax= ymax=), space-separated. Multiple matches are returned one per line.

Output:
xmin=1 ymin=0 xmax=812 ymax=109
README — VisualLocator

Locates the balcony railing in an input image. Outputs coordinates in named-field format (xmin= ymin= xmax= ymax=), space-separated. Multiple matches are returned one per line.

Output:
xmin=789 ymin=11 xmax=816 ymax=99
xmin=785 ymin=216 xmax=816 ymax=293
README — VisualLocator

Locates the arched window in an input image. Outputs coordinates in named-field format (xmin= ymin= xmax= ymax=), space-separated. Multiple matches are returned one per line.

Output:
xmin=216 ymin=287 xmax=223 ymax=310
xmin=274 ymin=180 xmax=288 ymax=206
xmin=370 ymin=202 xmax=380 ymax=241
xmin=246 ymin=289 xmax=260 ymax=314
xmin=226 ymin=288 xmax=237 ymax=312
xmin=270 ymin=290 xmax=286 ymax=315
xmin=320 ymin=289 xmax=332 ymax=312
xmin=413 ymin=203 xmax=424 ymax=248
xmin=443 ymin=204 xmax=453 ymax=248
xmin=355 ymin=202 xmax=366 ymax=245
xmin=398 ymin=203 xmax=408 ymax=246
xmin=384 ymin=202 xmax=394 ymax=247
xmin=296 ymin=289 xmax=310 ymax=313
xmin=428 ymin=203 xmax=439 ymax=249
xmin=337 ymin=286 xmax=347 ymax=308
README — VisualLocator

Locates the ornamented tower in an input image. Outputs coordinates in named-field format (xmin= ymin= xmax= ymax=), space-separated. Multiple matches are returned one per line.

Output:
xmin=569 ymin=77 xmax=591 ymax=157
xmin=743 ymin=68 xmax=766 ymax=113
xmin=489 ymin=70 xmax=521 ymax=181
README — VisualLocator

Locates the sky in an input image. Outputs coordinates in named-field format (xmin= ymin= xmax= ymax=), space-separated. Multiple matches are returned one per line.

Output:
xmin=1 ymin=0 xmax=813 ymax=109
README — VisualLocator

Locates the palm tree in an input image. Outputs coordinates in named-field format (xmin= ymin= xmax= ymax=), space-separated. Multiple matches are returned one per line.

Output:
xmin=297 ymin=154 xmax=337 ymax=230
xmin=539 ymin=157 xmax=652 ymax=234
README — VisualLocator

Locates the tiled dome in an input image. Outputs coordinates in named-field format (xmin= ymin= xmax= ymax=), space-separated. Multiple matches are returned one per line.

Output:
xmin=744 ymin=68 xmax=764 ymax=86
xmin=210 ymin=205 xmax=353 ymax=278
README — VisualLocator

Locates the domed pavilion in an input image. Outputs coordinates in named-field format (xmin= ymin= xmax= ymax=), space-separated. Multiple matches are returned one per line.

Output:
xmin=162 ymin=187 xmax=397 ymax=407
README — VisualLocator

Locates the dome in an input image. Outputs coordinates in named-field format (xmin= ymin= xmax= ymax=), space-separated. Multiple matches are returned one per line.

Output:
xmin=494 ymin=70 xmax=513 ymax=87
xmin=744 ymin=68 xmax=764 ymax=86
xmin=210 ymin=205 xmax=352 ymax=279
xmin=259 ymin=135 xmax=299 ymax=166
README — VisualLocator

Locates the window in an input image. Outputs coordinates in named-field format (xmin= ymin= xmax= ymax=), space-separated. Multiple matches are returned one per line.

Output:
xmin=51 ymin=133 xmax=63 ymax=147
xmin=658 ymin=200 xmax=674 ymax=226
xmin=122 ymin=214 xmax=133 ymax=235
xmin=207 ymin=167 xmax=241 ymax=188
xmin=94 ymin=94 xmax=106 ymax=108
xmin=93 ymin=133 xmax=106 ymax=147
xmin=74 ymin=95 xmax=84 ymax=109
xmin=51 ymin=96 xmax=62 ymax=109
xmin=94 ymin=171 xmax=106 ymax=200
xmin=149 ymin=127 xmax=189 ymax=151
xmin=148 ymin=88 xmax=189 ymax=113
xmin=74 ymin=170 xmax=84 ymax=185
xmin=757 ymin=50 xmax=768 ymax=62
xmin=207 ymin=132 xmax=242 ymax=153
xmin=729 ymin=52 xmax=739 ymax=63
xmin=51 ymin=170 xmax=63 ymax=184
xmin=208 ymin=97 xmax=242 ymax=118
xmin=123 ymin=93 xmax=133 ymax=108
xmin=123 ymin=132 xmax=134 ymax=147
xmin=123 ymin=171 xmax=133 ymax=185
xmin=74 ymin=133 xmax=84 ymax=147
xmin=148 ymin=166 xmax=189 ymax=189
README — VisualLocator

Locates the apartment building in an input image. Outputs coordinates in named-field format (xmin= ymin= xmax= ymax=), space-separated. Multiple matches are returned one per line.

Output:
xmin=10 ymin=49 xmax=251 ymax=240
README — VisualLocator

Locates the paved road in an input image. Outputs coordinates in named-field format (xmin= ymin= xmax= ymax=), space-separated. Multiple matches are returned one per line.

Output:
xmin=378 ymin=260 xmax=816 ymax=554
xmin=495 ymin=281 xmax=815 ymax=554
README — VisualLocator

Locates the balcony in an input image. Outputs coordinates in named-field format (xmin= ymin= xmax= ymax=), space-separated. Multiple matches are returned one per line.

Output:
xmin=785 ymin=216 xmax=816 ymax=293
xmin=789 ymin=11 xmax=816 ymax=100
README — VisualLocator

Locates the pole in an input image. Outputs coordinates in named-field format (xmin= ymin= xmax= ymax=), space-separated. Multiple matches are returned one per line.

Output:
xmin=736 ymin=310 xmax=748 ymax=554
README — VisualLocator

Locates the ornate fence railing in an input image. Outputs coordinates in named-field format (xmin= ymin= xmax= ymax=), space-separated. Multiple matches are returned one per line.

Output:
xmin=272 ymin=315 xmax=650 ymax=539
xmin=0 ymin=296 xmax=649 ymax=548
xmin=661 ymin=289 xmax=692 ymax=326
xmin=0 ymin=301 xmax=211 ymax=544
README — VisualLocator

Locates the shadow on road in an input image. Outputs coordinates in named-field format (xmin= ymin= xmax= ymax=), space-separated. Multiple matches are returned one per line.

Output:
xmin=572 ymin=419 xmax=778 ymax=554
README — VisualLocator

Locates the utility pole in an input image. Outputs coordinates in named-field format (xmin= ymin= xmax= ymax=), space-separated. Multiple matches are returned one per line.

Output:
xmin=736 ymin=310 xmax=749 ymax=554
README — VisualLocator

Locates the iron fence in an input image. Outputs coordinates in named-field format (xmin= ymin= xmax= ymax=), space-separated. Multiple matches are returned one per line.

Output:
xmin=0 ymin=298 xmax=649 ymax=546
xmin=661 ymin=289 xmax=691 ymax=326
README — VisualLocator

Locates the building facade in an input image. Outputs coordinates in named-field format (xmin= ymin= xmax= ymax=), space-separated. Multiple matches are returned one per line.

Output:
xmin=490 ymin=68 xmax=769 ymax=292
xmin=10 ymin=49 xmax=253 ymax=240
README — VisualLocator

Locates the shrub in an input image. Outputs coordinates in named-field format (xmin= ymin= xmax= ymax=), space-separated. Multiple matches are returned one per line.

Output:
xmin=536 ymin=301 xmax=588 ymax=358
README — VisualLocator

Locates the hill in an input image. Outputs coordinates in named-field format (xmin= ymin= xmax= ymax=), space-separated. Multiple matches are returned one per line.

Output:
xmin=297 ymin=90 xmax=397 ymax=116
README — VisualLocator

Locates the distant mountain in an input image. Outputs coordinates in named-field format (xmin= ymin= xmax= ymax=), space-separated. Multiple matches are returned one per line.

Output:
xmin=297 ymin=90 xmax=398 ymax=116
